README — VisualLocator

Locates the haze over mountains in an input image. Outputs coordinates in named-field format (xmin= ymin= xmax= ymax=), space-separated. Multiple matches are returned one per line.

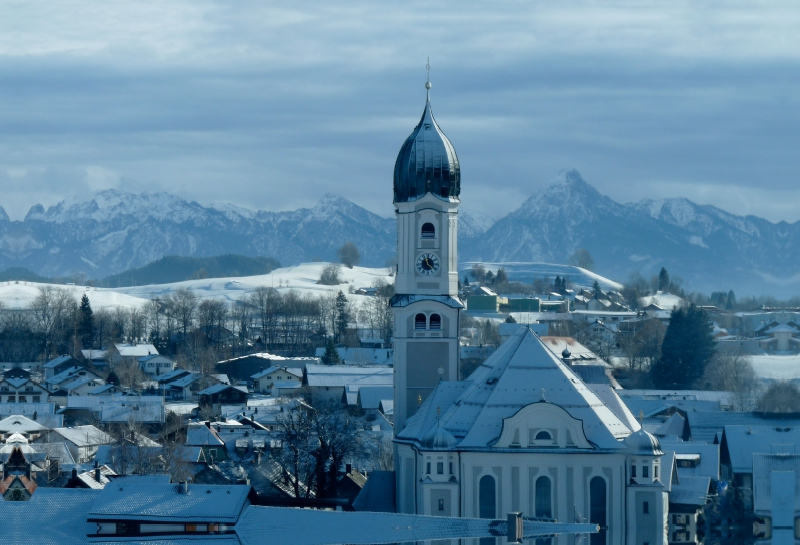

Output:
xmin=1 ymin=170 xmax=796 ymax=296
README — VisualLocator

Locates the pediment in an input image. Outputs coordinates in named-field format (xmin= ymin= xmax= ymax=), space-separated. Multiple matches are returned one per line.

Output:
xmin=492 ymin=401 xmax=593 ymax=449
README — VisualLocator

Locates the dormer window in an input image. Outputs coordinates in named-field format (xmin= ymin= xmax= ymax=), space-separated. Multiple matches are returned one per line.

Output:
xmin=429 ymin=314 xmax=441 ymax=330
xmin=415 ymin=314 xmax=427 ymax=330
xmin=421 ymin=223 xmax=435 ymax=238
xmin=535 ymin=431 xmax=552 ymax=441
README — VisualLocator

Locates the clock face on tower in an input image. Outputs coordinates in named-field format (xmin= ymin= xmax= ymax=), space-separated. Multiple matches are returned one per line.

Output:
xmin=416 ymin=253 xmax=440 ymax=276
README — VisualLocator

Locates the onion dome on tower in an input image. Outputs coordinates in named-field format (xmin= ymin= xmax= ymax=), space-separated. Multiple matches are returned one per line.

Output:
xmin=393 ymin=77 xmax=460 ymax=203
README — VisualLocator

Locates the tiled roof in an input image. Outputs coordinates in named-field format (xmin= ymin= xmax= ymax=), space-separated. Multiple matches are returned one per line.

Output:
xmin=0 ymin=414 xmax=48 ymax=433
xmin=51 ymin=425 xmax=114 ymax=447
xmin=305 ymin=364 xmax=392 ymax=388
xmin=399 ymin=328 xmax=633 ymax=450
xmin=43 ymin=355 xmax=73 ymax=368
xmin=235 ymin=506 xmax=595 ymax=545
xmin=352 ymin=470 xmax=395 ymax=512
xmin=88 ymin=483 xmax=250 ymax=523
xmin=0 ymin=487 xmax=100 ymax=544
xmin=186 ymin=423 xmax=224 ymax=446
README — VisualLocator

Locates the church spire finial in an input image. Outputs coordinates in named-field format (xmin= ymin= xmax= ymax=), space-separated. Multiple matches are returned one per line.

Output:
xmin=425 ymin=57 xmax=432 ymax=98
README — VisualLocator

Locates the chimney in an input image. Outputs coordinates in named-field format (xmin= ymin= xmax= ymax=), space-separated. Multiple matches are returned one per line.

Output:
xmin=71 ymin=468 xmax=78 ymax=480
xmin=32 ymin=411 xmax=37 ymax=421
xmin=180 ymin=480 xmax=189 ymax=494
xmin=95 ymin=467 xmax=101 ymax=483
xmin=94 ymin=460 xmax=99 ymax=469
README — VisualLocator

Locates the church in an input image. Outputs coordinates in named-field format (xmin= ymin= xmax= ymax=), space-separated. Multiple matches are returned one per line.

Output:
xmin=389 ymin=76 xmax=670 ymax=545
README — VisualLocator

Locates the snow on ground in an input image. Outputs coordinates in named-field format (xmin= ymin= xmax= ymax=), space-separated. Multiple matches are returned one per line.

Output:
xmin=639 ymin=292 xmax=684 ymax=310
xmin=750 ymin=354 xmax=800 ymax=381
xmin=112 ymin=262 xmax=394 ymax=305
xmin=0 ymin=281 xmax=150 ymax=310
xmin=460 ymin=262 xmax=623 ymax=291
xmin=0 ymin=264 xmax=391 ymax=310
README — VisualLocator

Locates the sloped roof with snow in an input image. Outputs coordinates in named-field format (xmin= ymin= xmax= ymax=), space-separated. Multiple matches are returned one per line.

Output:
xmin=186 ymin=423 xmax=225 ymax=446
xmin=0 ymin=414 xmax=48 ymax=433
xmin=88 ymin=483 xmax=250 ymax=523
xmin=51 ymin=425 xmax=114 ymax=447
xmin=305 ymin=364 xmax=392 ymax=388
xmin=398 ymin=328 xmax=633 ymax=450
xmin=114 ymin=343 xmax=158 ymax=357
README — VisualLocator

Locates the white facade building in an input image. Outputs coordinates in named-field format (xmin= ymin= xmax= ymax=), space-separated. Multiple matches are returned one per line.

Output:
xmin=390 ymin=77 xmax=669 ymax=545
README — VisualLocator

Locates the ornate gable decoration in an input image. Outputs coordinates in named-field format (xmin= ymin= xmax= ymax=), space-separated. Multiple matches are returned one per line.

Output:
xmin=492 ymin=401 xmax=593 ymax=450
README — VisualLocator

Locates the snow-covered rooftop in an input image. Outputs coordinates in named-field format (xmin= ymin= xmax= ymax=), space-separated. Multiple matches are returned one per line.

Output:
xmin=399 ymin=327 xmax=636 ymax=451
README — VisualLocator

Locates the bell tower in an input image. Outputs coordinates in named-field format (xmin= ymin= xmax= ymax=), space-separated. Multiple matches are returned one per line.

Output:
xmin=391 ymin=73 xmax=463 ymax=432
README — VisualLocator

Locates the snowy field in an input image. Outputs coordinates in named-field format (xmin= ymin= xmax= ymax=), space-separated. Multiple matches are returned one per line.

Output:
xmin=749 ymin=354 xmax=800 ymax=382
xmin=0 ymin=281 xmax=150 ymax=310
xmin=0 ymin=263 xmax=394 ymax=310
xmin=460 ymin=262 xmax=623 ymax=291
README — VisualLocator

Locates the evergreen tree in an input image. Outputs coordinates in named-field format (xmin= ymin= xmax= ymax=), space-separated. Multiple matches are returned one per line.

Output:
xmin=463 ymin=276 xmax=470 ymax=287
xmin=335 ymin=291 xmax=350 ymax=343
xmin=554 ymin=276 xmax=562 ymax=292
xmin=321 ymin=338 xmax=341 ymax=365
xmin=495 ymin=268 xmax=508 ymax=285
xmin=78 ymin=294 xmax=94 ymax=348
xmin=658 ymin=267 xmax=670 ymax=292
xmin=652 ymin=304 xmax=715 ymax=389
xmin=593 ymin=280 xmax=601 ymax=296
xmin=106 ymin=370 xmax=120 ymax=386
xmin=726 ymin=289 xmax=737 ymax=310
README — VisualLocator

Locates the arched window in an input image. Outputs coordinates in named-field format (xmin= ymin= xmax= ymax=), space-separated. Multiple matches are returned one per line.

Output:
xmin=590 ymin=477 xmax=607 ymax=545
xmin=415 ymin=313 xmax=427 ymax=330
xmin=421 ymin=223 xmax=435 ymax=238
xmin=429 ymin=314 xmax=441 ymax=330
xmin=535 ymin=476 xmax=552 ymax=518
xmin=535 ymin=430 xmax=552 ymax=441
xmin=479 ymin=475 xmax=496 ymax=519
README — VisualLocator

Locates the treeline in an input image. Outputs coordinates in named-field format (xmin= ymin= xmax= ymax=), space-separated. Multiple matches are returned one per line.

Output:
xmin=0 ymin=281 xmax=394 ymax=365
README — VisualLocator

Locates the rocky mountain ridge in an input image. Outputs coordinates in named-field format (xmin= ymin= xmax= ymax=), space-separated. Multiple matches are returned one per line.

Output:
xmin=1 ymin=174 xmax=798 ymax=295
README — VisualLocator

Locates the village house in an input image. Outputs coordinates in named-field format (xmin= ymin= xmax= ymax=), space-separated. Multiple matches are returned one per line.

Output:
xmin=0 ymin=378 xmax=49 ymax=404
xmin=137 ymin=354 xmax=175 ymax=377
xmin=109 ymin=343 xmax=159 ymax=366
xmin=250 ymin=366 xmax=303 ymax=395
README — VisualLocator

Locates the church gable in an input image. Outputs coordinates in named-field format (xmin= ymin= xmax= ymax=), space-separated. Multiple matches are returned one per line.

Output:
xmin=492 ymin=401 xmax=593 ymax=449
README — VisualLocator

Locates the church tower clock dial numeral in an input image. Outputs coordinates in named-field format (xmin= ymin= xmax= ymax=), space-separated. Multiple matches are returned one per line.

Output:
xmin=416 ymin=253 xmax=440 ymax=276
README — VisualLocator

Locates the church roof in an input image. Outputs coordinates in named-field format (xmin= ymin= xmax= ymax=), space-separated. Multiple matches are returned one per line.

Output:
xmin=393 ymin=80 xmax=460 ymax=203
xmin=398 ymin=327 xmax=634 ymax=450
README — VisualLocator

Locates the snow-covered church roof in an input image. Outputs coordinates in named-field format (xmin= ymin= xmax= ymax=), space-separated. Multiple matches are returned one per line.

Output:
xmin=398 ymin=327 xmax=638 ymax=451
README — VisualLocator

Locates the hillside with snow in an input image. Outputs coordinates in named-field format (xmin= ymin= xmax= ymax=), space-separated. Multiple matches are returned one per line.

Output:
xmin=0 ymin=263 xmax=395 ymax=311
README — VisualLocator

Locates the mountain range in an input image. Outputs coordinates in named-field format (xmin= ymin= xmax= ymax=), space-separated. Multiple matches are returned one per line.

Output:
xmin=0 ymin=171 xmax=797 ymax=296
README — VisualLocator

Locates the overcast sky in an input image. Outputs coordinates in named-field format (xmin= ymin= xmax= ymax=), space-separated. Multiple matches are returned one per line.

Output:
xmin=2 ymin=1 xmax=800 ymax=222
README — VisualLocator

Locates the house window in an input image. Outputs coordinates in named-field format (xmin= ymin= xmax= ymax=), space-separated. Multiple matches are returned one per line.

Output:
xmin=415 ymin=314 xmax=427 ymax=330
xmin=429 ymin=314 xmax=441 ymax=330
xmin=642 ymin=465 xmax=649 ymax=478
xmin=590 ymin=477 xmax=607 ymax=545
xmin=643 ymin=501 xmax=649 ymax=514
xmin=437 ymin=462 xmax=443 ymax=474
xmin=479 ymin=475 xmax=496 ymax=519
xmin=630 ymin=465 xmax=636 ymax=478
xmin=18 ymin=396 xmax=26 ymax=403
xmin=438 ymin=498 xmax=445 ymax=511
xmin=426 ymin=462 xmax=431 ymax=474
xmin=535 ymin=430 xmax=552 ymax=441
xmin=654 ymin=465 xmax=659 ymax=479
xmin=32 ymin=396 xmax=40 ymax=403
xmin=449 ymin=462 xmax=453 ymax=474
xmin=535 ymin=476 xmax=552 ymax=518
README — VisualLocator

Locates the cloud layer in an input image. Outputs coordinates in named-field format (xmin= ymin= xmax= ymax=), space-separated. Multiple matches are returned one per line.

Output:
xmin=2 ymin=0 xmax=800 ymax=221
